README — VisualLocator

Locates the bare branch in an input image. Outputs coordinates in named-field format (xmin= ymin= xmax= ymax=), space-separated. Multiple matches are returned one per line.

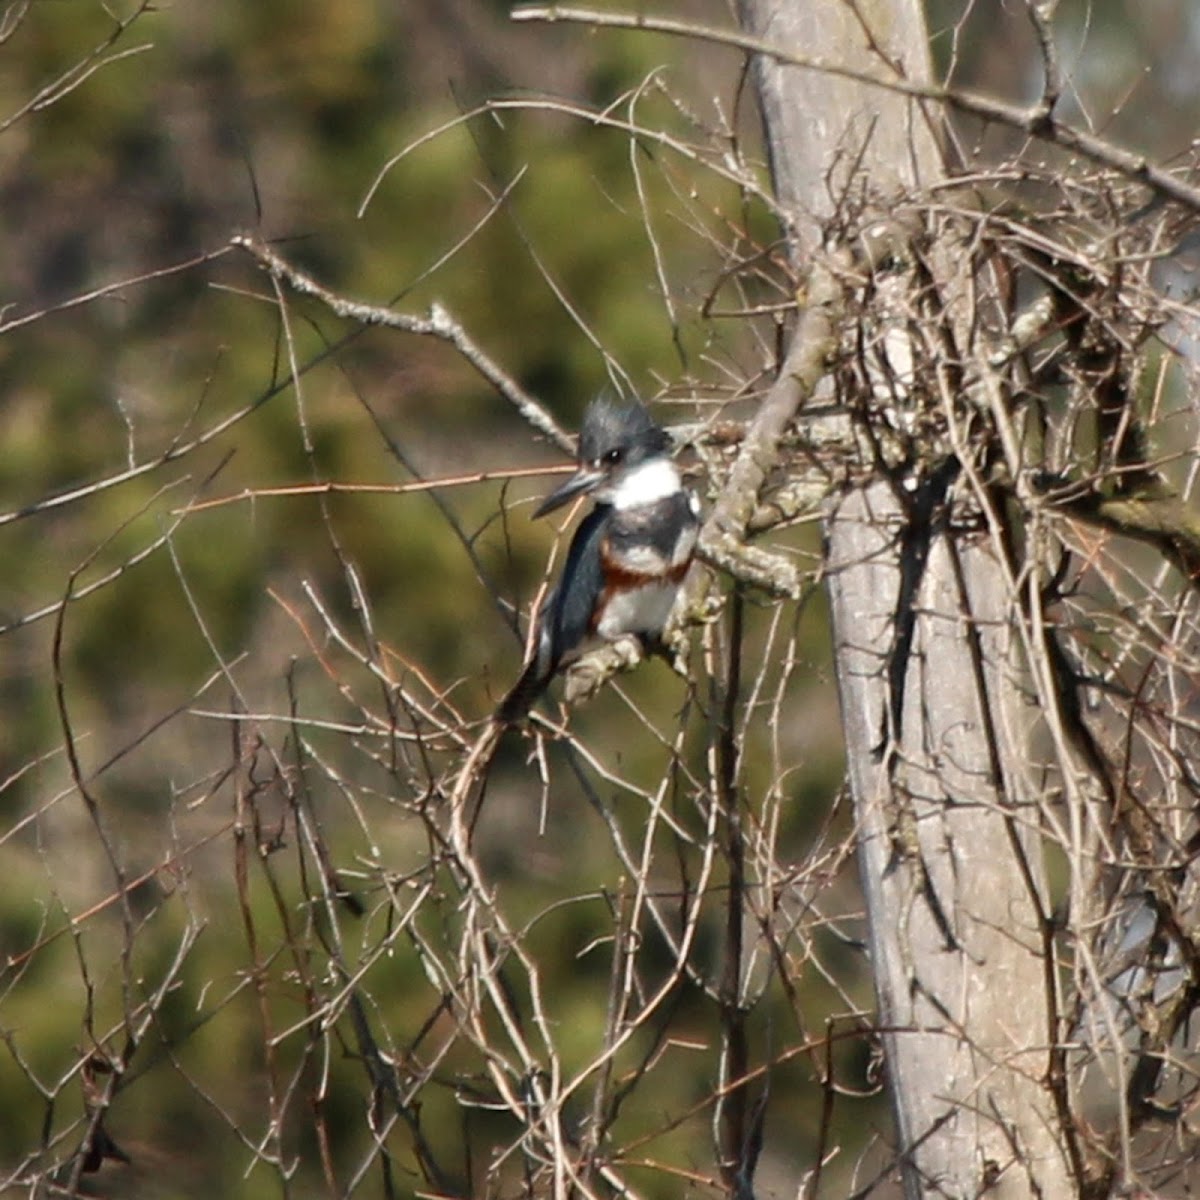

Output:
xmin=513 ymin=4 xmax=1200 ymax=212
xmin=232 ymin=233 xmax=573 ymax=451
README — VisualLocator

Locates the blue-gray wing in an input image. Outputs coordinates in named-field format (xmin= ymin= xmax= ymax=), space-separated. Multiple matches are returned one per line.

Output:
xmin=496 ymin=505 xmax=609 ymax=724
xmin=545 ymin=504 xmax=608 ymax=666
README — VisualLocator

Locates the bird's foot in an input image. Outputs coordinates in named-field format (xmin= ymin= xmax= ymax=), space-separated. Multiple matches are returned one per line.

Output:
xmin=563 ymin=635 xmax=643 ymax=705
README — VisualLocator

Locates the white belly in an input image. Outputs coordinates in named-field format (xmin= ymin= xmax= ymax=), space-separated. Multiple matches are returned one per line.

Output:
xmin=596 ymin=581 xmax=680 ymax=639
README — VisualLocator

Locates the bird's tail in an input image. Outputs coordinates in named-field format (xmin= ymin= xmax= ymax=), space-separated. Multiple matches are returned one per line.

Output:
xmin=496 ymin=656 xmax=552 ymax=725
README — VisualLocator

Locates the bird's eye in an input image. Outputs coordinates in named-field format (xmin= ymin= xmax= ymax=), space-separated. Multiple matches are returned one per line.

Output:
xmin=603 ymin=447 xmax=623 ymax=465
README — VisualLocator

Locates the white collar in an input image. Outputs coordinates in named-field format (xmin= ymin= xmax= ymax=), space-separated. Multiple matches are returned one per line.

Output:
xmin=607 ymin=457 xmax=682 ymax=510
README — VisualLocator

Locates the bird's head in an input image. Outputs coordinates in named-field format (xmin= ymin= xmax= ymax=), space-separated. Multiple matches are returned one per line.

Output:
xmin=534 ymin=398 xmax=675 ymax=517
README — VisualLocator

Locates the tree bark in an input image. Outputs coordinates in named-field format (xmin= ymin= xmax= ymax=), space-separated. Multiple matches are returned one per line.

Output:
xmin=736 ymin=1 xmax=1076 ymax=1194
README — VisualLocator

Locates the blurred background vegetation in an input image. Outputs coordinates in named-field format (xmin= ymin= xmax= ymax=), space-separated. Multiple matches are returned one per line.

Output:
xmin=1 ymin=2 xmax=1198 ymax=1197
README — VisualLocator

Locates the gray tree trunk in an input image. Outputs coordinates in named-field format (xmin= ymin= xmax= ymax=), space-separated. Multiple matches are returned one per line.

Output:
xmin=735 ymin=1 xmax=1076 ymax=1194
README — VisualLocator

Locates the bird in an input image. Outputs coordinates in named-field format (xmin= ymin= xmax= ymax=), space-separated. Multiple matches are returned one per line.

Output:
xmin=497 ymin=397 xmax=700 ymax=724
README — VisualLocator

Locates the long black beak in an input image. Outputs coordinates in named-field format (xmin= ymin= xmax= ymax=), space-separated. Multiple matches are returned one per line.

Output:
xmin=533 ymin=465 xmax=605 ymax=518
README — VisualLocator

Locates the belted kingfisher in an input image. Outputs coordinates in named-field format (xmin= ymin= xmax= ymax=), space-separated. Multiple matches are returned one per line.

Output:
xmin=498 ymin=397 xmax=700 ymax=724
